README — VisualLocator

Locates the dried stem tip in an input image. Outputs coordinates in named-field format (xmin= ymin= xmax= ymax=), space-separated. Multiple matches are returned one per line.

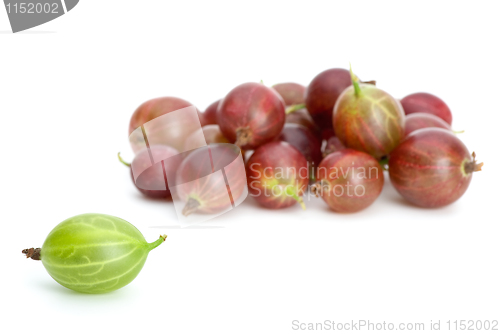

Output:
xmin=464 ymin=152 xmax=484 ymax=174
xmin=235 ymin=127 xmax=252 ymax=148
xmin=310 ymin=180 xmax=329 ymax=198
xmin=182 ymin=197 xmax=201 ymax=216
xmin=22 ymin=248 xmax=41 ymax=261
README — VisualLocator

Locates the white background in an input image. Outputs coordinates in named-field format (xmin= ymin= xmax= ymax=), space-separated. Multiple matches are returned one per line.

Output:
xmin=1 ymin=1 xmax=499 ymax=333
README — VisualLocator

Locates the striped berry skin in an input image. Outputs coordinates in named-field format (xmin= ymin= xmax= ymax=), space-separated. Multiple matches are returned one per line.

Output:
xmin=33 ymin=214 xmax=166 ymax=294
xmin=404 ymin=112 xmax=451 ymax=137
xmin=333 ymin=84 xmax=405 ymax=160
xmin=129 ymin=145 xmax=179 ymax=199
xmin=184 ymin=125 xmax=230 ymax=151
xmin=305 ymin=68 xmax=352 ymax=131
xmin=400 ymin=92 xmax=453 ymax=125
xmin=176 ymin=144 xmax=246 ymax=216
xmin=388 ymin=128 xmax=482 ymax=208
xmin=128 ymin=96 xmax=198 ymax=153
xmin=313 ymin=149 xmax=384 ymax=213
xmin=217 ymin=83 xmax=286 ymax=150
xmin=129 ymin=96 xmax=195 ymax=135
xmin=246 ymin=141 xmax=309 ymax=210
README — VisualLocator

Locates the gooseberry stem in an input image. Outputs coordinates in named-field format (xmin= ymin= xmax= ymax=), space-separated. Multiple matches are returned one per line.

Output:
xmin=453 ymin=129 xmax=465 ymax=134
xmin=360 ymin=80 xmax=376 ymax=85
xmin=464 ymin=152 xmax=484 ymax=174
xmin=349 ymin=63 xmax=361 ymax=97
xmin=22 ymin=248 xmax=41 ymax=261
xmin=147 ymin=235 xmax=167 ymax=252
xmin=285 ymin=185 xmax=306 ymax=210
xmin=292 ymin=193 xmax=306 ymax=210
xmin=285 ymin=103 xmax=306 ymax=114
xmin=118 ymin=152 xmax=131 ymax=167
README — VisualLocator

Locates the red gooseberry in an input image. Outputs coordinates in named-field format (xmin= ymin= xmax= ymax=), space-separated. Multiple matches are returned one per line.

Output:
xmin=305 ymin=68 xmax=352 ymax=131
xmin=272 ymin=82 xmax=306 ymax=106
xmin=202 ymin=99 xmax=220 ymax=125
xmin=277 ymin=124 xmax=322 ymax=181
xmin=404 ymin=112 xmax=452 ymax=137
xmin=400 ymin=92 xmax=453 ymax=125
xmin=246 ymin=141 xmax=309 ymax=209
xmin=217 ymin=83 xmax=285 ymax=150
xmin=388 ymin=128 xmax=483 ymax=208
xmin=312 ymin=149 xmax=384 ymax=213
xmin=118 ymin=145 xmax=179 ymax=199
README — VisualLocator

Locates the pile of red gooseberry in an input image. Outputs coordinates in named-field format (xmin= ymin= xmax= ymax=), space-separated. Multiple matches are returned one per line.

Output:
xmin=120 ymin=66 xmax=483 ymax=214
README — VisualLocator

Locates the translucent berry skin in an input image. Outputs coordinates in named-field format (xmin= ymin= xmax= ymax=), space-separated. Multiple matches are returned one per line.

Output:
xmin=333 ymin=84 xmax=405 ymax=159
xmin=40 ymin=214 xmax=165 ymax=294
xmin=246 ymin=141 xmax=308 ymax=209
xmin=217 ymin=83 xmax=286 ymax=150
xmin=130 ymin=145 xmax=179 ymax=199
xmin=404 ymin=112 xmax=451 ymax=137
xmin=277 ymin=124 xmax=322 ymax=180
xmin=315 ymin=149 xmax=384 ymax=213
xmin=184 ymin=125 xmax=230 ymax=151
xmin=202 ymin=99 xmax=220 ymax=125
xmin=400 ymin=92 xmax=453 ymax=125
xmin=129 ymin=97 xmax=195 ymax=135
xmin=388 ymin=128 xmax=476 ymax=208
xmin=305 ymin=68 xmax=352 ymax=131
xmin=176 ymin=144 xmax=246 ymax=215
xmin=272 ymin=82 xmax=306 ymax=106
xmin=128 ymin=96 xmax=198 ymax=153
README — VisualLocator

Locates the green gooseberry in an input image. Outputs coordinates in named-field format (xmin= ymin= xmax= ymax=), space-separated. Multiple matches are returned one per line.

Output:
xmin=23 ymin=213 xmax=166 ymax=294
